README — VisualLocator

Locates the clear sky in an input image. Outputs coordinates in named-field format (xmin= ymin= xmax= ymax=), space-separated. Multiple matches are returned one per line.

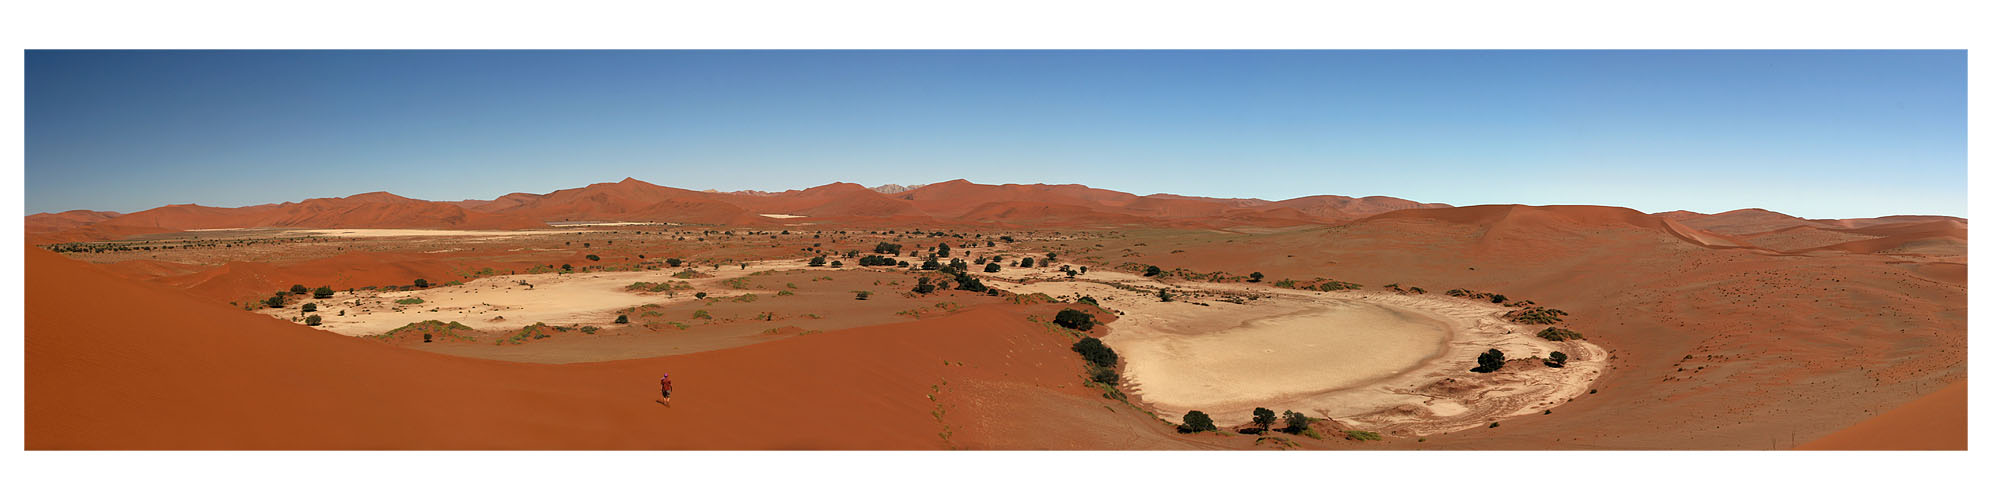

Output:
xmin=25 ymin=50 xmax=1965 ymax=219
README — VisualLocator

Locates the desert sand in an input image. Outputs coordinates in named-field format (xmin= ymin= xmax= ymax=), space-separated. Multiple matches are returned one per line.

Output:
xmin=25 ymin=178 xmax=1967 ymax=450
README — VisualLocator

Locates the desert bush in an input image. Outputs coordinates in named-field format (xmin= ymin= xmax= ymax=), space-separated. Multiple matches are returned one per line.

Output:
xmin=855 ymin=291 xmax=871 ymax=300
xmin=1071 ymin=337 xmax=1118 ymax=367
xmin=1143 ymin=265 xmax=1162 ymax=277
xmin=1087 ymin=365 xmax=1120 ymax=384
xmin=809 ymin=255 xmax=826 ymax=267
xmin=666 ymin=258 xmax=683 ymax=267
xmin=1053 ymin=309 xmax=1096 ymax=331
xmin=396 ymin=297 xmax=425 ymax=305
xmin=921 ymin=258 xmax=940 ymax=270
xmin=1345 ymin=430 xmax=1382 ymax=441
xmin=313 ymin=286 xmax=334 ymax=299
xmin=1179 ymin=411 xmax=1218 ymax=433
xmin=873 ymin=242 xmax=902 ymax=255
xmin=912 ymin=277 xmax=936 ymax=294
xmin=1075 ymin=296 xmax=1099 ymax=306
xmin=1537 ymin=327 xmax=1585 ymax=341
xmin=302 ymin=303 xmax=317 ymax=313
xmin=414 ymin=278 xmax=430 ymax=288
xmin=1158 ymin=289 xmax=1175 ymax=302
xmin=1472 ymin=348 xmax=1506 ymax=373
xmin=1020 ymin=257 xmax=1035 ymax=268
xmin=1281 ymin=410 xmax=1312 ymax=434
xmin=692 ymin=309 xmax=712 ymax=320
xmin=1249 ymin=272 xmax=1264 ymax=282
xmin=1489 ymin=294 xmax=1507 ymax=304
xmin=304 ymin=315 xmax=322 ymax=326
xmin=983 ymin=263 xmax=1000 ymax=273
xmin=1546 ymin=351 xmax=1568 ymax=368
xmin=616 ymin=314 xmax=630 ymax=324
xmin=585 ymin=254 xmax=601 ymax=261
xmin=264 ymin=295 xmax=285 ymax=308
xmin=830 ymin=261 xmax=843 ymax=268
xmin=290 ymin=284 xmax=310 ymax=295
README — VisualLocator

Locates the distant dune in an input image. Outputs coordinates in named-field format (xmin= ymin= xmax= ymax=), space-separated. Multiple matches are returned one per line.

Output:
xmin=26 ymin=178 xmax=1962 ymax=249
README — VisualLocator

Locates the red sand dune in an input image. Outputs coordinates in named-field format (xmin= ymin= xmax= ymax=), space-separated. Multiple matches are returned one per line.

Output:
xmin=1365 ymin=204 xmax=1748 ymax=250
xmin=26 ymin=248 xmax=1128 ymax=450
xmin=25 ymin=209 xmax=121 ymax=233
xmin=37 ymin=193 xmax=544 ymax=241
xmin=1799 ymin=380 xmax=1966 ymax=450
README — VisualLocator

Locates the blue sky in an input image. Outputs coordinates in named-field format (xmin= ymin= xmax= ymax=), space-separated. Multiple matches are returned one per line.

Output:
xmin=25 ymin=50 xmax=1965 ymax=219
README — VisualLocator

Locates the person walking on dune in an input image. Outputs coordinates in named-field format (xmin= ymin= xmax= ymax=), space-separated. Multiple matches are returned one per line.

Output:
xmin=658 ymin=374 xmax=673 ymax=406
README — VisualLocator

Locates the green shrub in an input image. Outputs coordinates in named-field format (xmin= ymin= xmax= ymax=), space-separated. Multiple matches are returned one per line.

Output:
xmin=586 ymin=254 xmax=600 ymax=261
xmin=809 ymin=256 xmax=827 ymax=267
xmin=1071 ymin=337 xmax=1118 ymax=367
xmin=396 ymin=297 xmax=425 ymax=305
xmin=1053 ymin=309 xmax=1096 ymax=331
xmin=855 ymin=291 xmax=871 ymax=300
xmin=304 ymin=315 xmax=322 ymax=326
xmin=290 ymin=284 xmax=310 ymax=295
xmin=692 ymin=310 xmax=711 ymax=320
xmin=1537 ymin=327 xmax=1585 ymax=341
xmin=313 ymin=286 xmax=334 ymax=299
xmin=666 ymin=258 xmax=683 ymax=267
xmin=1345 ymin=430 xmax=1382 ymax=441
xmin=1178 ymin=411 xmax=1217 ymax=433
xmin=1248 ymin=272 xmax=1264 ymax=282
xmin=414 ymin=278 xmax=430 ymax=288
xmin=1472 ymin=348 xmax=1506 ymax=373
xmin=1143 ymin=265 xmax=1162 ymax=277
xmin=1075 ymin=296 xmax=1099 ymax=306
xmin=1087 ymin=365 xmax=1120 ymax=385
xmin=1546 ymin=351 xmax=1568 ymax=368
xmin=264 ymin=295 xmax=285 ymax=308
xmin=301 ymin=303 xmax=317 ymax=313
xmin=984 ymin=263 xmax=1000 ymax=273
xmin=615 ymin=314 xmax=630 ymax=324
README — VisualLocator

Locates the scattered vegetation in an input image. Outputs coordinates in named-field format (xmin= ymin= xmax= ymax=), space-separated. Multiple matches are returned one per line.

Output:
xmin=1344 ymin=430 xmax=1382 ymax=441
xmin=395 ymin=297 xmax=425 ymax=305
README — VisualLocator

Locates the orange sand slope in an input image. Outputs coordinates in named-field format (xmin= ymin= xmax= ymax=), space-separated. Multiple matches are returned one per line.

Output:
xmin=24 ymin=248 xmax=1116 ymax=450
xmin=1799 ymin=380 xmax=1967 ymax=450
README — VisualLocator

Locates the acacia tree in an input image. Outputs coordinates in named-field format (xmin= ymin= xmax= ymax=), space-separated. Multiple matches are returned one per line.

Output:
xmin=313 ymin=286 xmax=335 ymax=299
xmin=1249 ymin=272 xmax=1265 ymax=282
xmin=1180 ymin=411 xmax=1217 ymax=433
xmin=1252 ymin=407 xmax=1278 ymax=432
xmin=1281 ymin=410 xmax=1311 ymax=434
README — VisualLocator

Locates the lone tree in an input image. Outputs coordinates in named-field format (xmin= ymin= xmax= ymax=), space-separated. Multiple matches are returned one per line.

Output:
xmin=1281 ymin=410 xmax=1312 ymax=434
xmin=414 ymin=278 xmax=430 ymax=288
xmin=1472 ymin=348 xmax=1507 ymax=373
xmin=1179 ymin=411 xmax=1218 ymax=434
xmin=1143 ymin=265 xmax=1162 ymax=277
xmin=290 ymin=284 xmax=309 ymax=295
xmin=809 ymin=255 xmax=827 ymax=267
xmin=1252 ymin=407 xmax=1278 ymax=432
xmin=1249 ymin=272 xmax=1264 ymax=282
xmin=1053 ymin=308 xmax=1096 ymax=331
xmin=313 ymin=286 xmax=334 ymax=299
xmin=1071 ymin=337 xmax=1119 ymax=367
xmin=1546 ymin=351 xmax=1568 ymax=368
